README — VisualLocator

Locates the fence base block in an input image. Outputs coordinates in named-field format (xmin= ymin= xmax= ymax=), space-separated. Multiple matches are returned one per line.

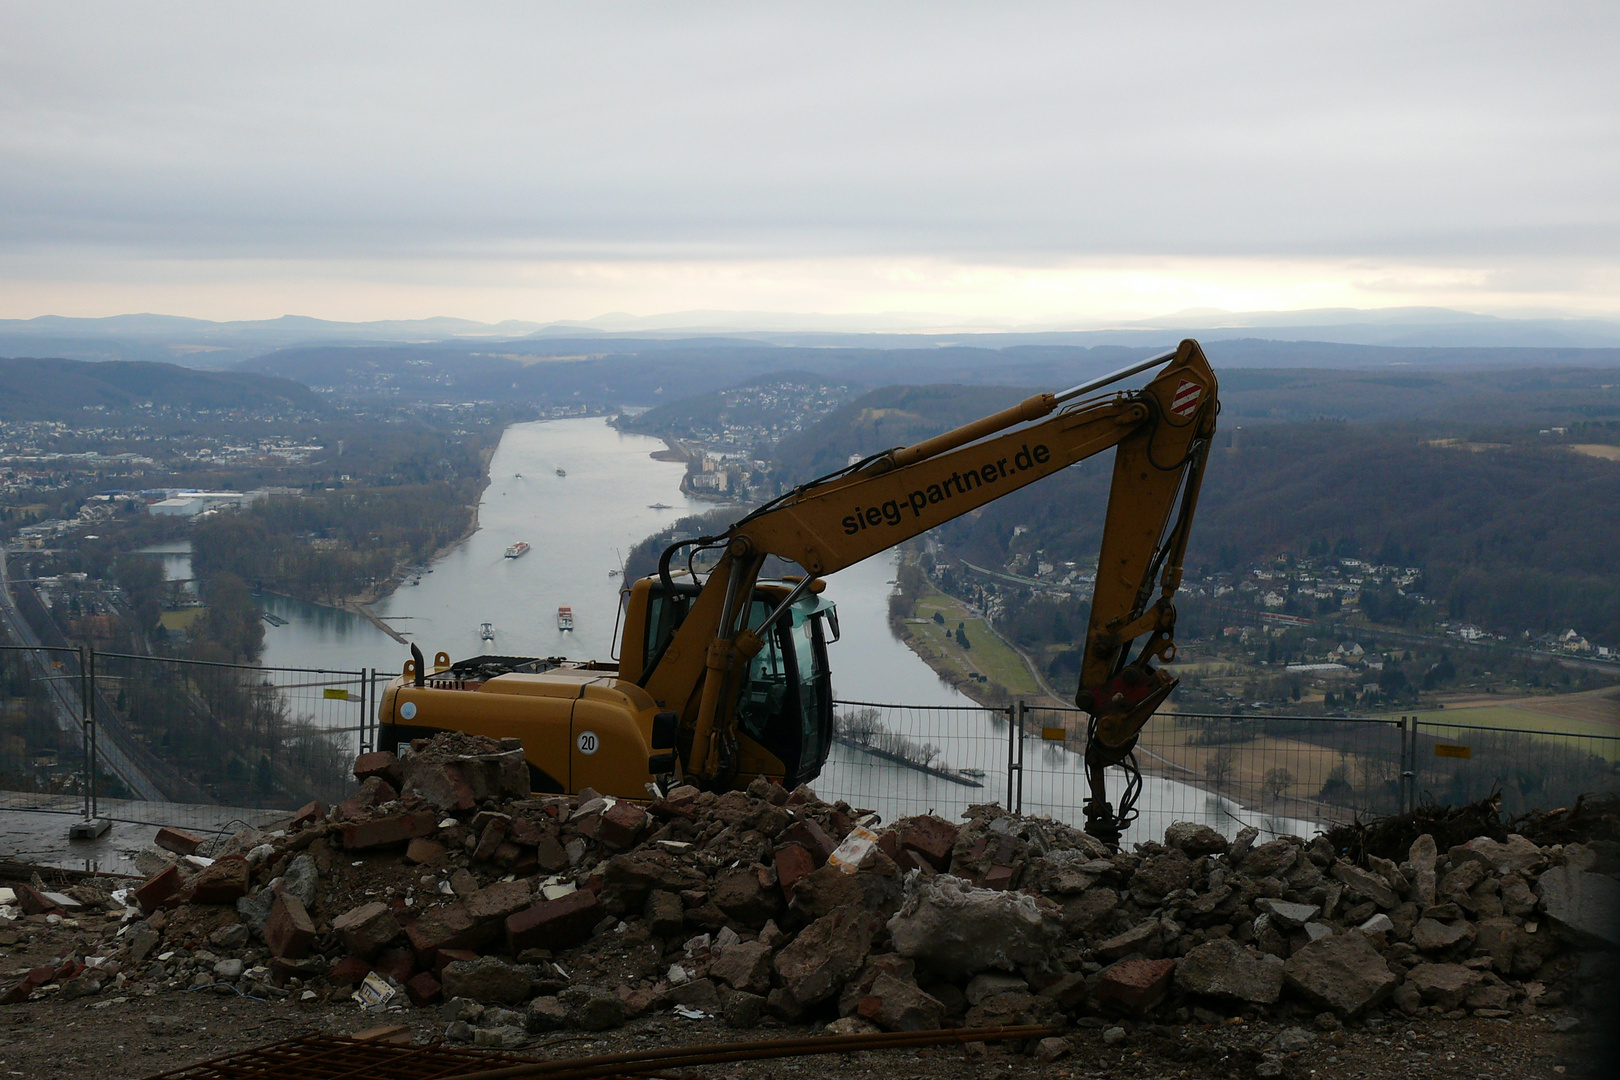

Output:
xmin=68 ymin=817 xmax=111 ymax=840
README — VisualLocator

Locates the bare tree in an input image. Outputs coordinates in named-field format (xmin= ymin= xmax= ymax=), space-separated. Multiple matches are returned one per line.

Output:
xmin=1205 ymin=746 xmax=1237 ymax=791
xmin=1263 ymin=767 xmax=1294 ymax=803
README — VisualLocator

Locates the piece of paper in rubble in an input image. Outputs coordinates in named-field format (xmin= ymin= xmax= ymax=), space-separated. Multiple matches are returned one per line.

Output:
xmin=827 ymin=824 xmax=881 ymax=874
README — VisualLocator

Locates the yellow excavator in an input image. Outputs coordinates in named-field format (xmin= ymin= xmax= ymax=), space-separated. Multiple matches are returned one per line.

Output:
xmin=378 ymin=339 xmax=1218 ymax=844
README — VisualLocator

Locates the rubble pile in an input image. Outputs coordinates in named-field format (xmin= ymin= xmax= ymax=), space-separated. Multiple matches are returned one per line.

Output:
xmin=2 ymin=732 xmax=1615 ymax=1049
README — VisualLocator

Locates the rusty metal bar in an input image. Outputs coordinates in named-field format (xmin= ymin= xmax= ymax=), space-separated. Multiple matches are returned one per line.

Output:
xmin=444 ymin=1025 xmax=1061 ymax=1080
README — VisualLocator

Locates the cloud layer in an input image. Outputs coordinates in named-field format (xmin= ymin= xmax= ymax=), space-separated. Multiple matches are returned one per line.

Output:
xmin=2 ymin=2 xmax=1616 ymax=320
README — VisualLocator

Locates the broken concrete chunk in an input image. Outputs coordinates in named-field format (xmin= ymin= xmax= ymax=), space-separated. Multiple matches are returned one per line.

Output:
xmin=857 ymin=972 xmax=945 ymax=1031
xmin=774 ymin=905 xmax=879 ymax=1006
xmin=1164 ymin=821 xmax=1229 ymax=857
xmin=887 ymin=874 xmax=1062 ymax=980
xmin=333 ymin=902 xmax=403 ymax=958
xmin=1255 ymin=897 xmax=1319 ymax=929
xmin=710 ymin=940 xmax=774 ymax=995
xmin=441 ymin=956 xmax=531 ymax=1005
xmin=1282 ymin=930 xmax=1396 ymax=1017
xmin=1175 ymin=938 xmax=1286 ymax=1005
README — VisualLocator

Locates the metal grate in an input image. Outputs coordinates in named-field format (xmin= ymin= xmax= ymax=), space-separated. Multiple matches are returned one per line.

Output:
xmin=143 ymin=1033 xmax=544 ymax=1080
xmin=142 ymin=1025 xmax=1059 ymax=1080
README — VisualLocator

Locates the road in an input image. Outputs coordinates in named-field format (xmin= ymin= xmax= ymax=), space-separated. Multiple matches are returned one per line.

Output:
xmin=0 ymin=545 xmax=164 ymax=801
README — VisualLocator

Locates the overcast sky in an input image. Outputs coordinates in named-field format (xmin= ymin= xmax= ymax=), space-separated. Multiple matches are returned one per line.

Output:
xmin=2 ymin=2 xmax=1616 ymax=324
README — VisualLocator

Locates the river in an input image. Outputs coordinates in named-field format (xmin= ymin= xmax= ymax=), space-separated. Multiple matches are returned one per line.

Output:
xmin=151 ymin=417 xmax=1314 ymax=844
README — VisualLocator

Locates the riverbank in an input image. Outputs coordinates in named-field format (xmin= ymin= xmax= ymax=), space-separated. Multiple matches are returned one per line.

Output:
xmin=324 ymin=434 xmax=502 ymax=618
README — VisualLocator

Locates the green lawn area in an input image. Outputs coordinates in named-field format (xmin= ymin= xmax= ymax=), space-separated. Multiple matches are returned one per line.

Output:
xmin=159 ymin=608 xmax=203 ymax=631
xmin=908 ymin=587 xmax=1044 ymax=699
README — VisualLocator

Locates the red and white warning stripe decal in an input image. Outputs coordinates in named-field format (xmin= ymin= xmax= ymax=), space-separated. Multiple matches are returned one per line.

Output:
xmin=1170 ymin=379 xmax=1203 ymax=417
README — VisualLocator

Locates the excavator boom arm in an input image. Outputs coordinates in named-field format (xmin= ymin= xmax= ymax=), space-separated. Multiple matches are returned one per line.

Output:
xmin=645 ymin=340 xmax=1218 ymax=835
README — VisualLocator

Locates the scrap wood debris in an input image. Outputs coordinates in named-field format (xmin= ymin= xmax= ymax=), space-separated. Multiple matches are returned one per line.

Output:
xmin=2 ymin=731 xmax=1616 ymax=1052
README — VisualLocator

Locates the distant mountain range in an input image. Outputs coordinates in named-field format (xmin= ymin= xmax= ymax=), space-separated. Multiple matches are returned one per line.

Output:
xmin=2 ymin=306 xmax=1619 ymax=370
xmin=0 ymin=357 xmax=322 ymax=421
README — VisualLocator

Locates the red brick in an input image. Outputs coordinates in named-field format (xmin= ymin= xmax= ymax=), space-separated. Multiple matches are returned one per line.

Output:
xmin=372 ymin=946 xmax=417 ymax=984
xmin=353 ymin=750 xmax=401 ymax=785
xmin=649 ymin=793 xmax=700 ymax=820
xmin=783 ymin=818 xmax=836 ymax=865
xmin=354 ymin=776 xmax=399 ymax=808
xmin=829 ymin=809 xmax=855 ymax=838
xmin=505 ymin=890 xmax=603 ymax=952
xmin=290 ymin=801 xmax=326 ymax=830
xmin=464 ymin=880 xmax=532 ymax=924
xmin=506 ymin=816 xmax=547 ymax=847
xmin=981 ymin=865 xmax=1016 ymax=891
xmin=774 ymin=843 xmax=816 ymax=901
xmin=876 ymin=831 xmax=903 ymax=863
xmin=471 ymin=817 xmax=508 ymax=861
xmin=327 ymin=956 xmax=374 ymax=986
xmin=533 ymin=834 xmax=568 ymax=872
xmin=1095 ymin=958 xmax=1177 ymax=1015
xmin=405 ymin=970 xmax=442 ymax=1007
xmin=12 ymin=883 xmax=61 ymax=916
xmin=0 ymin=966 xmax=55 ymax=1005
xmin=340 ymin=811 xmax=438 ymax=851
xmin=598 ymin=801 xmax=649 ymax=850
xmin=154 ymin=827 xmax=206 ymax=856
xmin=134 ymin=865 xmax=185 ymax=914
xmin=190 ymin=854 xmax=250 ymax=905
xmin=264 ymin=891 xmax=317 ymax=959
xmin=899 ymin=817 xmax=959 ymax=869
xmin=405 ymin=837 xmax=447 ymax=864
xmin=404 ymin=904 xmax=499 ymax=966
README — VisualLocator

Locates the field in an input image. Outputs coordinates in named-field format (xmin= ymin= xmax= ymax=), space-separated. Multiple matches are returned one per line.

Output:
xmin=158 ymin=608 xmax=203 ymax=631
xmin=901 ymin=586 xmax=1046 ymax=700
xmin=1381 ymin=684 xmax=1619 ymax=734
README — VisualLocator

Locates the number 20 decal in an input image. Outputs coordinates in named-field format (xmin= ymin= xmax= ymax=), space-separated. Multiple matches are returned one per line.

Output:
xmin=576 ymin=731 xmax=599 ymax=755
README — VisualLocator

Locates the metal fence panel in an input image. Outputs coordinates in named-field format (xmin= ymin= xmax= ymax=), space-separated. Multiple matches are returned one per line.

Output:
xmin=1018 ymin=706 xmax=1408 ymax=845
xmin=1412 ymin=719 xmax=1620 ymax=817
xmin=88 ymin=653 xmax=368 ymax=831
xmin=3 ymin=637 xmax=1617 ymax=848
xmin=0 ymin=644 xmax=90 ymax=817
xmin=815 ymin=700 xmax=1014 ymax=825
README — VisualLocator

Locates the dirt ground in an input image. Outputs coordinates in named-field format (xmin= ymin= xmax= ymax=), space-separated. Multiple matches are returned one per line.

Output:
xmin=0 ymin=987 xmax=1613 ymax=1080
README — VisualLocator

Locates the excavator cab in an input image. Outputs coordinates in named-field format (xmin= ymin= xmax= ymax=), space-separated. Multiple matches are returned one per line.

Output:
xmin=623 ymin=575 xmax=838 ymax=788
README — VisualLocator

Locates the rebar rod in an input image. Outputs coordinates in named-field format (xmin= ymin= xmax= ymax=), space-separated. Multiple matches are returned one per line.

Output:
xmin=443 ymin=1025 xmax=1060 ymax=1080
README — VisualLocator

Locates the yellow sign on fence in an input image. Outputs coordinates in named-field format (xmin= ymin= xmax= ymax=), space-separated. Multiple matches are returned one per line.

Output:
xmin=1041 ymin=726 xmax=1067 ymax=742
xmin=1434 ymin=744 xmax=1471 ymax=759
xmin=323 ymin=688 xmax=354 ymax=701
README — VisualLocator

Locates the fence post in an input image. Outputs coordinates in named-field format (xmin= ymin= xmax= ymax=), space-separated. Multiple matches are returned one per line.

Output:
xmin=79 ymin=645 xmax=89 ymax=821
xmin=1012 ymin=701 xmax=1026 ymax=815
xmin=68 ymin=647 xmax=110 ymax=839
xmin=1397 ymin=716 xmax=1410 ymax=817
xmin=89 ymin=648 xmax=98 ymax=821
xmin=360 ymin=668 xmax=373 ymax=755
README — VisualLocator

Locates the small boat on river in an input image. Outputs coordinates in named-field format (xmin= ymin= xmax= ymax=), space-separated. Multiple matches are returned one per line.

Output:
xmin=504 ymin=541 xmax=530 ymax=559
xmin=480 ymin=622 xmax=495 ymax=643
xmin=555 ymin=468 xmax=567 ymax=477
xmin=557 ymin=605 xmax=574 ymax=631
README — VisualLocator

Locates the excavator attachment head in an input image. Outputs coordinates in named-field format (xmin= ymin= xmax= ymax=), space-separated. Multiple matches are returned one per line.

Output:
xmin=1082 ymin=664 xmax=1178 ymax=761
